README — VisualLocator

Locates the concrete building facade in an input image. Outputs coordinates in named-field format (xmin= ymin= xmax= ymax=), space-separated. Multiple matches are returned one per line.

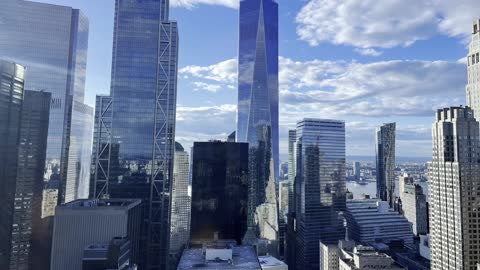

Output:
xmin=429 ymin=106 xmax=480 ymax=270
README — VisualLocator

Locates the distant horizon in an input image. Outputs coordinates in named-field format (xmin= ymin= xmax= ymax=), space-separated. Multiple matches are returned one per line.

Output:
xmin=279 ymin=155 xmax=431 ymax=164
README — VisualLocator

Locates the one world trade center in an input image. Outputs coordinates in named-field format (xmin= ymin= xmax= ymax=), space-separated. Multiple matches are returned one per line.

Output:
xmin=237 ymin=0 xmax=279 ymax=254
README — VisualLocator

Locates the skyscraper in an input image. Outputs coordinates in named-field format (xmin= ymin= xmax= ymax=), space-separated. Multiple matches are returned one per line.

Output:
xmin=353 ymin=161 xmax=361 ymax=181
xmin=0 ymin=0 xmax=93 ymax=205
xmin=376 ymin=123 xmax=396 ymax=208
xmin=292 ymin=119 xmax=346 ymax=270
xmin=0 ymin=4 xmax=93 ymax=267
xmin=278 ymin=179 xmax=290 ymax=259
xmin=288 ymin=130 xmax=296 ymax=207
xmin=429 ymin=106 xmax=480 ymax=270
xmin=237 ymin=0 xmax=279 ymax=247
xmin=399 ymin=175 xmax=428 ymax=236
xmin=169 ymin=143 xmax=191 ymax=261
xmin=90 ymin=0 xmax=179 ymax=268
xmin=190 ymin=141 xmax=249 ymax=244
xmin=467 ymin=19 xmax=480 ymax=117
xmin=10 ymin=91 xmax=51 ymax=270
xmin=0 ymin=60 xmax=26 ymax=270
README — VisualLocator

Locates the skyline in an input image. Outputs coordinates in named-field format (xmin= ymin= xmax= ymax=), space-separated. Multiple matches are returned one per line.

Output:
xmin=31 ymin=0 xmax=480 ymax=158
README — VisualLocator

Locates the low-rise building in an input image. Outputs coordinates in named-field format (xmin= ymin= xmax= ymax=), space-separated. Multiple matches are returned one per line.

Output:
xmin=258 ymin=256 xmax=287 ymax=270
xmin=50 ymin=199 xmax=142 ymax=270
xmin=345 ymin=200 xmax=413 ymax=246
xmin=177 ymin=241 xmax=262 ymax=270
xmin=339 ymin=246 xmax=405 ymax=270
xmin=82 ymin=237 xmax=136 ymax=270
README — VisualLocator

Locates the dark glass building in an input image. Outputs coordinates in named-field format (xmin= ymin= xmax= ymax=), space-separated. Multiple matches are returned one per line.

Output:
xmin=0 ymin=59 xmax=51 ymax=270
xmin=190 ymin=141 xmax=249 ymax=244
xmin=290 ymin=119 xmax=346 ymax=270
xmin=90 ymin=0 xmax=178 ymax=269
xmin=376 ymin=123 xmax=396 ymax=208
xmin=12 ymin=91 xmax=51 ymax=270
xmin=237 ymin=0 xmax=279 ymax=246
xmin=0 ymin=60 xmax=26 ymax=270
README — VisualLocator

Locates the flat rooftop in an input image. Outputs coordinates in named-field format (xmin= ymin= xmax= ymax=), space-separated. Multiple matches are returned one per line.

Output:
xmin=63 ymin=199 xmax=141 ymax=208
xmin=177 ymin=245 xmax=262 ymax=270
xmin=258 ymin=256 xmax=287 ymax=269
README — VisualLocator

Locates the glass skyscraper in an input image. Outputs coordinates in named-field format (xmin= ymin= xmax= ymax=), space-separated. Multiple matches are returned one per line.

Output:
xmin=190 ymin=141 xmax=249 ymax=244
xmin=0 ymin=0 xmax=93 ymax=205
xmin=1 ymin=3 xmax=93 ymax=268
xmin=291 ymin=119 xmax=346 ymax=270
xmin=375 ymin=123 xmax=396 ymax=208
xmin=237 ymin=0 xmax=279 ymax=248
xmin=0 ymin=60 xmax=26 ymax=270
xmin=11 ymin=91 xmax=51 ymax=270
xmin=90 ymin=0 xmax=178 ymax=269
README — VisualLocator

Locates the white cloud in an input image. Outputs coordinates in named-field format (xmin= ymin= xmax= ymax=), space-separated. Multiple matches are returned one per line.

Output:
xmin=354 ymin=48 xmax=383 ymax=57
xmin=177 ymin=104 xmax=236 ymax=121
xmin=280 ymin=59 xmax=465 ymax=118
xmin=171 ymin=0 xmax=238 ymax=9
xmin=180 ymin=57 xmax=466 ymax=118
xmin=180 ymin=59 xmax=237 ymax=83
xmin=176 ymin=104 xmax=237 ymax=149
xmin=177 ymin=57 xmax=466 ymax=157
xmin=296 ymin=0 xmax=480 ymax=49
xmin=192 ymin=82 xmax=222 ymax=92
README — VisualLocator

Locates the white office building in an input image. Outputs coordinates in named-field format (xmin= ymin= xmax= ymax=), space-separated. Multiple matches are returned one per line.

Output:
xmin=467 ymin=19 xmax=480 ymax=117
xmin=429 ymin=106 xmax=480 ymax=270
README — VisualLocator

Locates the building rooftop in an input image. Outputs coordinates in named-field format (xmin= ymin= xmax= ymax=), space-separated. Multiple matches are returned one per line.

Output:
xmin=61 ymin=199 xmax=141 ymax=210
xmin=346 ymin=200 xmax=411 ymax=226
xmin=177 ymin=245 xmax=262 ymax=270
xmin=339 ymin=245 xmax=405 ymax=270
xmin=258 ymin=256 xmax=287 ymax=270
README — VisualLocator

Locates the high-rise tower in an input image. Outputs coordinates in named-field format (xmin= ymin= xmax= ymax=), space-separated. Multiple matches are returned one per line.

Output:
xmin=237 ymin=0 xmax=279 ymax=249
xmin=376 ymin=123 xmax=396 ymax=208
xmin=467 ymin=19 xmax=480 ymax=118
xmin=291 ymin=119 xmax=346 ymax=270
xmin=169 ymin=143 xmax=191 ymax=264
xmin=0 ymin=60 xmax=26 ymax=270
xmin=0 ymin=0 xmax=93 ymax=205
xmin=90 ymin=0 xmax=179 ymax=269
xmin=429 ymin=106 xmax=480 ymax=270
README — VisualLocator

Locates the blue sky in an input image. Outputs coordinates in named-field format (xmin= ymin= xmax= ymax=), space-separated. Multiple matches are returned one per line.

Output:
xmin=34 ymin=0 xmax=480 ymax=159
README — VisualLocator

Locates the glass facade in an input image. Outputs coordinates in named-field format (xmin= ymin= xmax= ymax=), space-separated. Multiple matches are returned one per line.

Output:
xmin=0 ymin=0 xmax=92 ymax=205
xmin=190 ymin=141 xmax=249 ymax=244
xmin=375 ymin=123 xmax=396 ymax=208
xmin=0 ymin=3 xmax=92 ymax=268
xmin=11 ymin=91 xmax=51 ymax=270
xmin=293 ymin=119 xmax=346 ymax=270
xmin=90 ymin=0 xmax=178 ymax=269
xmin=0 ymin=60 xmax=26 ymax=270
xmin=237 ymin=0 xmax=279 ymax=247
